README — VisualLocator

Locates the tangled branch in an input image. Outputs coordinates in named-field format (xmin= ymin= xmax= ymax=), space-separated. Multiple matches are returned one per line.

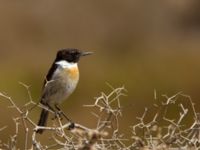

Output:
xmin=0 ymin=84 xmax=200 ymax=150
xmin=0 ymin=84 xmax=126 ymax=150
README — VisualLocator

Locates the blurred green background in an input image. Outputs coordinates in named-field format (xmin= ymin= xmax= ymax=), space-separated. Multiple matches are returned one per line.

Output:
xmin=1 ymin=0 xmax=200 ymax=147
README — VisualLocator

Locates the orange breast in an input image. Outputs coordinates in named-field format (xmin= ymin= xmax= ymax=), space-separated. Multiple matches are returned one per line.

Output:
xmin=67 ymin=67 xmax=79 ymax=80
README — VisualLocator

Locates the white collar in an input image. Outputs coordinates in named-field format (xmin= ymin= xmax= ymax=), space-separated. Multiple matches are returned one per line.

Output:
xmin=55 ymin=60 xmax=77 ymax=68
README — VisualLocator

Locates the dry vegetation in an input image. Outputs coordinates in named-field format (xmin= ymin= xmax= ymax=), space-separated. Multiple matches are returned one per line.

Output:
xmin=0 ymin=84 xmax=200 ymax=150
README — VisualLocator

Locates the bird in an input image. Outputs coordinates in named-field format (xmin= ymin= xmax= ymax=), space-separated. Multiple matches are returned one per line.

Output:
xmin=36 ymin=48 xmax=93 ymax=134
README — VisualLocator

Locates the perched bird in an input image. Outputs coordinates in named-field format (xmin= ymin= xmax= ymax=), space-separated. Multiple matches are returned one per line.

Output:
xmin=37 ymin=48 xmax=92 ymax=134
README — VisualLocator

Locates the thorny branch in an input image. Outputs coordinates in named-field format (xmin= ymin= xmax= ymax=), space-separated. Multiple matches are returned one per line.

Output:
xmin=1 ymin=84 xmax=200 ymax=150
xmin=0 ymin=84 xmax=127 ymax=149
xmin=130 ymin=91 xmax=200 ymax=150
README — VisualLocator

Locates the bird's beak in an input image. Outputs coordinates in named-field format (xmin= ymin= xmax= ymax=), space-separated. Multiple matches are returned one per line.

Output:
xmin=81 ymin=51 xmax=93 ymax=56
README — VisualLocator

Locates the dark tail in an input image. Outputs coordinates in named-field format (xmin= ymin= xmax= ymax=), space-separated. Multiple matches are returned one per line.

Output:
xmin=36 ymin=109 xmax=49 ymax=134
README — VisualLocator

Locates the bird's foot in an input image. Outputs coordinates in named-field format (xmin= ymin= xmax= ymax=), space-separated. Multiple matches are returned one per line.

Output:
xmin=68 ymin=122 xmax=75 ymax=130
xmin=51 ymin=111 xmax=63 ymax=120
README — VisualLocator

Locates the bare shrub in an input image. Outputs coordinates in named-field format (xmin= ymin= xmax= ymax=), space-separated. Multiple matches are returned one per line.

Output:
xmin=0 ymin=84 xmax=200 ymax=150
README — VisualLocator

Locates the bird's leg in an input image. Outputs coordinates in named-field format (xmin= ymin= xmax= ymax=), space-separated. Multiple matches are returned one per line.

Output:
xmin=55 ymin=105 xmax=73 ymax=123
xmin=46 ymin=103 xmax=55 ymax=112
xmin=44 ymin=103 xmax=60 ymax=120
xmin=55 ymin=105 xmax=75 ymax=129
xmin=53 ymin=105 xmax=63 ymax=120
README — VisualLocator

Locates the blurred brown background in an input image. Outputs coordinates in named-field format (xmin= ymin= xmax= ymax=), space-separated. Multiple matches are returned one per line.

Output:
xmin=1 ymin=0 xmax=200 ymax=146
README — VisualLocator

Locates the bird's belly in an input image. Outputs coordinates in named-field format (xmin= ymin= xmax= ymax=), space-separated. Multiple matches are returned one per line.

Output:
xmin=41 ymin=66 xmax=79 ymax=106
xmin=61 ymin=77 xmax=79 ymax=102
xmin=60 ymin=67 xmax=79 ymax=96
xmin=47 ymin=78 xmax=79 ymax=105
xmin=50 ymin=68 xmax=79 ymax=105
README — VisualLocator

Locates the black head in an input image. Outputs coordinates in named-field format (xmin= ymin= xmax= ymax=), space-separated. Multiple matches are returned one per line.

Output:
xmin=55 ymin=48 xmax=92 ymax=63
